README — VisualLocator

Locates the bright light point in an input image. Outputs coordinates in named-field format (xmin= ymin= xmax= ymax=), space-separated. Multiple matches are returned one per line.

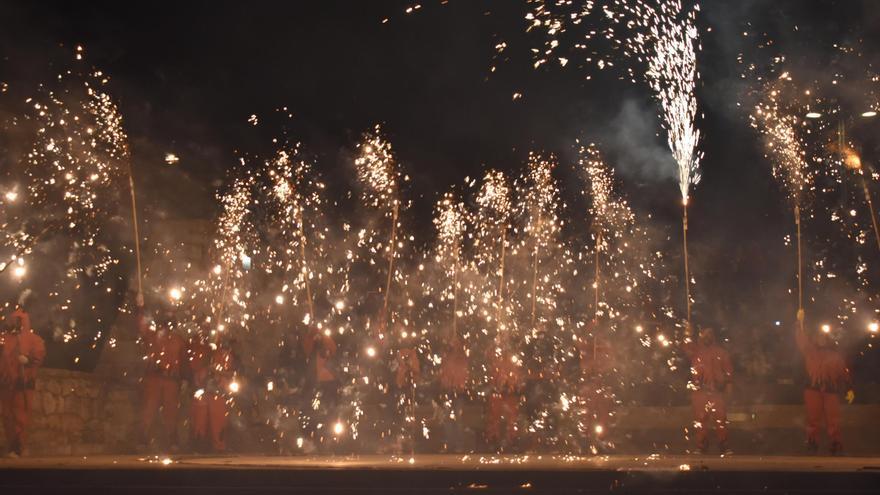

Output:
xmin=594 ymin=425 xmax=604 ymax=435
xmin=212 ymin=265 xmax=222 ymax=275
xmin=511 ymin=355 xmax=519 ymax=364
xmin=821 ymin=324 xmax=831 ymax=334
xmin=194 ymin=389 xmax=205 ymax=399
xmin=869 ymin=322 xmax=879 ymax=333
xmin=275 ymin=295 xmax=284 ymax=305
xmin=334 ymin=300 xmax=345 ymax=310
xmin=806 ymin=112 xmax=822 ymax=119
xmin=228 ymin=381 xmax=240 ymax=393
xmin=161 ymin=458 xmax=173 ymax=466
xmin=333 ymin=421 xmax=345 ymax=435
xmin=267 ymin=381 xmax=274 ymax=391
xmin=657 ymin=334 xmax=666 ymax=342
xmin=4 ymin=191 xmax=17 ymax=202
xmin=845 ymin=152 xmax=862 ymax=170
xmin=862 ymin=111 xmax=877 ymax=118
xmin=296 ymin=437 xmax=304 ymax=449
xmin=774 ymin=321 xmax=781 ymax=326
xmin=408 ymin=457 xmax=415 ymax=465
xmin=12 ymin=266 xmax=25 ymax=279
xmin=635 ymin=325 xmax=643 ymax=333
xmin=366 ymin=346 xmax=376 ymax=358
xmin=169 ymin=288 xmax=182 ymax=301
xmin=165 ymin=153 xmax=179 ymax=164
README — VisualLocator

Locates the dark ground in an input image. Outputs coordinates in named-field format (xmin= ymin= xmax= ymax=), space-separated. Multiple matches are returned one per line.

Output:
xmin=2 ymin=454 xmax=880 ymax=494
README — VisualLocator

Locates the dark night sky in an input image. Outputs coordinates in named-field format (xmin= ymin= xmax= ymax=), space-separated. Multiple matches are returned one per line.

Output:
xmin=1 ymin=0 xmax=879 ymax=330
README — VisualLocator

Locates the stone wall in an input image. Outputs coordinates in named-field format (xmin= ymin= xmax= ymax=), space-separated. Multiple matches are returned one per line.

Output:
xmin=1 ymin=368 xmax=139 ymax=456
xmin=3 ymin=365 xmax=880 ymax=456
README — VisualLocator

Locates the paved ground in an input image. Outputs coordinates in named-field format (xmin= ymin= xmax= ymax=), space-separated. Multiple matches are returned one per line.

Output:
xmin=1 ymin=454 xmax=879 ymax=493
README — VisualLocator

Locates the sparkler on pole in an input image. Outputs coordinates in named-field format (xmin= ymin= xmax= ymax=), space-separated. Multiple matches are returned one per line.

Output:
xmin=623 ymin=0 xmax=703 ymax=327
xmin=434 ymin=193 xmax=466 ymax=336
xmin=475 ymin=170 xmax=511 ymax=329
xmin=355 ymin=125 xmax=403 ymax=329
xmin=521 ymin=153 xmax=561 ymax=329
xmin=750 ymin=72 xmax=814 ymax=329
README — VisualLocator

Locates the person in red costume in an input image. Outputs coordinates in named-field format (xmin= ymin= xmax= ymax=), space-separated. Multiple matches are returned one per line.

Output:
xmin=188 ymin=328 xmax=237 ymax=453
xmin=795 ymin=309 xmax=854 ymax=455
xmin=302 ymin=326 xmax=338 ymax=409
xmin=388 ymin=328 xmax=421 ymax=453
xmin=137 ymin=293 xmax=186 ymax=451
xmin=302 ymin=325 xmax=339 ymax=450
xmin=438 ymin=335 xmax=469 ymax=452
xmin=394 ymin=342 xmax=421 ymax=390
xmin=0 ymin=307 xmax=45 ymax=457
xmin=485 ymin=338 xmax=523 ymax=451
xmin=682 ymin=325 xmax=733 ymax=454
xmin=576 ymin=322 xmax=615 ymax=454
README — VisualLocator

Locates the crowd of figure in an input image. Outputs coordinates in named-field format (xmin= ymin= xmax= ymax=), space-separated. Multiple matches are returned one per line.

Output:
xmin=0 ymin=297 xmax=856 ymax=457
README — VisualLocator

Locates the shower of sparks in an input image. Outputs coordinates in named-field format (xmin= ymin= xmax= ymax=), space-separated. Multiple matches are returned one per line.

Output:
xmin=23 ymin=67 xmax=128 ymax=275
xmin=8 ymin=5 xmax=880 ymax=458
xmin=621 ymin=0 xmax=702 ymax=201
xmin=399 ymin=1 xmax=703 ymax=199
xmin=750 ymin=71 xmax=814 ymax=206
xmin=739 ymin=34 xmax=880 ymax=340
xmin=355 ymin=124 xmax=399 ymax=209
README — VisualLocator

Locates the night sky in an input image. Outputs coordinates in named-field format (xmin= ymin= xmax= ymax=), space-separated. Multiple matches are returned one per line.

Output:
xmin=2 ymin=0 xmax=880 ymax=334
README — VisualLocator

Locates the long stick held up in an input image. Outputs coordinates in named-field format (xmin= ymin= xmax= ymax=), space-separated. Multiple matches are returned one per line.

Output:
xmin=860 ymin=176 xmax=880 ymax=254
xmin=594 ymin=232 xmax=602 ymax=317
xmin=496 ymin=229 xmax=506 ymax=324
xmin=682 ymin=200 xmax=692 ymax=326
xmin=299 ymin=210 xmax=315 ymax=320
xmin=382 ymin=201 xmax=400 ymax=321
xmin=795 ymin=205 xmax=805 ymax=332
xmin=795 ymin=206 xmax=803 ymax=310
xmin=127 ymin=164 xmax=143 ymax=295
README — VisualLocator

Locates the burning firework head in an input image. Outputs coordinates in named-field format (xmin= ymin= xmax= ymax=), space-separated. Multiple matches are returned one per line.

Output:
xmin=23 ymin=62 xmax=129 ymax=276
xmin=355 ymin=124 xmax=399 ymax=209
xmin=750 ymin=72 xmax=815 ymax=205
xmin=515 ymin=152 xmax=576 ymax=334
xmin=580 ymin=143 xmax=635 ymax=235
xmin=433 ymin=193 xmax=466 ymax=273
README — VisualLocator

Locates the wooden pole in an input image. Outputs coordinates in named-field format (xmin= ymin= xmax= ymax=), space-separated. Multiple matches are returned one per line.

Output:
xmin=530 ymin=242 xmax=539 ymax=327
xmin=795 ymin=205 xmax=804 ymax=332
xmin=682 ymin=200 xmax=692 ymax=327
xmin=299 ymin=209 xmax=315 ymax=320
xmin=382 ymin=201 xmax=400 ymax=322
xmin=496 ymin=228 xmax=506 ymax=323
xmin=594 ymin=232 xmax=601 ymax=317
xmin=127 ymin=164 xmax=143 ymax=295
xmin=861 ymin=175 xmax=880 ymax=253
xmin=452 ymin=233 xmax=460 ymax=336
xmin=594 ymin=231 xmax=601 ymax=361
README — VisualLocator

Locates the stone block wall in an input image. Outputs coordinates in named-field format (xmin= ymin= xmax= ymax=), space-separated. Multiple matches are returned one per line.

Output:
xmin=2 ymin=368 xmax=139 ymax=456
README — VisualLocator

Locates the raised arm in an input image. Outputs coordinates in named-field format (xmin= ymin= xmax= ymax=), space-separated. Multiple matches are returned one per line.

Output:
xmin=681 ymin=323 xmax=697 ymax=358
xmin=794 ymin=309 xmax=810 ymax=355
xmin=135 ymin=292 xmax=150 ymax=337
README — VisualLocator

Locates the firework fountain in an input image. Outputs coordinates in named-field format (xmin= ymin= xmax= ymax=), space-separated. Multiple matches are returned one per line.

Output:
xmin=750 ymin=70 xmax=814 ymax=327
xmin=623 ymin=0 xmax=703 ymax=326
